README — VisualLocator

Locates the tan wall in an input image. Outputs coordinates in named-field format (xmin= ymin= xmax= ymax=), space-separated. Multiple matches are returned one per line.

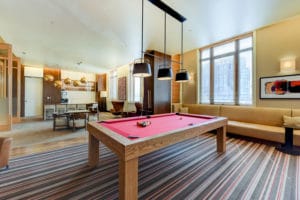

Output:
xmin=182 ymin=49 xmax=198 ymax=104
xmin=171 ymin=54 xmax=180 ymax=103
xmin=256 ymin=16 xmax=300 ymax=108
xmin=182 ymin=15 xmax=300 ymax=108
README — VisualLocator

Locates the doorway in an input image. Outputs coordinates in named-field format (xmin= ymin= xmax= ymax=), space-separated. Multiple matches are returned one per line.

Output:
xmin=25 ymin=77 xmax=43 ymax=117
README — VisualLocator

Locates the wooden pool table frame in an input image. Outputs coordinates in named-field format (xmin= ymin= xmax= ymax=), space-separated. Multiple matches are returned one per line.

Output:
xmin=87 ymin=115 xmax=227 ymax=200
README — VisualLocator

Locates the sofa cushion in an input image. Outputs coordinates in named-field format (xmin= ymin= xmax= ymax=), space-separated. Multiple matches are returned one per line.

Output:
xmin=220 ymin=106 xmax=291 ymax=127
xmin=283 ymin=115 xmax=300 ymax=129
xmin=227 ymin=121 xmax=285 ymax=143
xmin=292 ymin=109 xmax=300 ymax=117
xmin=183 ymin=104 xmax=220 ymax=116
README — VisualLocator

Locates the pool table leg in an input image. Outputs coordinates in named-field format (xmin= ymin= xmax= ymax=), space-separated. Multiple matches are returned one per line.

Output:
xmin=119 ymin=158 xmax=138 ymax=200
xmin=216 ymin=125 xmax=226 ymax=153
xmin=88 ymin=133 xmax=99 ymax=167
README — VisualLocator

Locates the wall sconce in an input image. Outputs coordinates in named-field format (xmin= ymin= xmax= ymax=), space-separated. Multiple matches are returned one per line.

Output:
xmin=80 ymin=77 xmax=87 ymax=84
xmin=73 ymin=80 xmax=81 ymax=87
xmin=100 ymin=91 xmax=107 ymax=98
xmin=280 ymin=57 xmax=296 ymax=73
xmin=64 ymin=78 xmax=72 ymax=85
xmin=44 ymin=74 xmax=54 ymax=81
xmin=54 ymin=80 xmax=62 ymax=88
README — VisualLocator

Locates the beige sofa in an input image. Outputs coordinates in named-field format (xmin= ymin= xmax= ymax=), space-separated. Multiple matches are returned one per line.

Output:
xmin=183 ymin=104 xmax=300 ymax=146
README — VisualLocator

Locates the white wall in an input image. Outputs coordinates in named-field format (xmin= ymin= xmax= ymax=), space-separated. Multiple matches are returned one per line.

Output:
xmin=61 ymin=69 xmax=96 ymax=104
xmin=61 ymin=69 xmax=95 ymax=81
xmin=66 ymin=91 xmax=96 ymax=104
xmin=24 ymin=66 xmax=43 ymax=77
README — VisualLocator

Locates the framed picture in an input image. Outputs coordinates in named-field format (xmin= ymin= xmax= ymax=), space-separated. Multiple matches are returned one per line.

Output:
xmin=260 ymin=74 xmax=300 ymax=99
xmin=118 ymin=76 xmax=127 ymax=100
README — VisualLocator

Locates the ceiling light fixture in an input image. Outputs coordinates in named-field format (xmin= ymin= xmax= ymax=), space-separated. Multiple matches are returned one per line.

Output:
xmin=157 ymin=12 xmax=172 ymax=80
xmin=133 ymin=0 xmax=152 ymax=77
xmin=148 ymin=0 xmax=189 ymax=82
xmin=176 ymin=22 xmax=189 ymax=82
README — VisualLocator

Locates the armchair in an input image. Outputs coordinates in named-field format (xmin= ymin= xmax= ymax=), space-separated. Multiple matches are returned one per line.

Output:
xmin=53 ymin=113 xmax=69 ymax=131
xmin=135 ymin=102 xmax=143 ymax=116
xmin=69 ymin=112 xmax=88 ymax=131
xmin=111 ymin=101 xmax=124 ymax=117
xmin=0 ymin=137 xmax=12 ymax=170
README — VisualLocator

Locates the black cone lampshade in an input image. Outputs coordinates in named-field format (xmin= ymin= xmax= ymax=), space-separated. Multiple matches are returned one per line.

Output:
xmin=133 ymin=0 xmax=152 ymax=78
xmin=175 ymin=22 xmax=189 ymax=83
xmin=175 ymin=69 xmax=189 ymax=82
xmin=157 ymin=67 xmax=172 ymax=80
xmin=133 ymin=59 xmax=151 ymax=77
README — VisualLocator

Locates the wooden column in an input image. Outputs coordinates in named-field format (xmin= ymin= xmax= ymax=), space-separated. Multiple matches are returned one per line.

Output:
xmin=12 ymin=57 xmax=21 ymax=123
xmin=0 ymin=43 xmax=12 ymax=131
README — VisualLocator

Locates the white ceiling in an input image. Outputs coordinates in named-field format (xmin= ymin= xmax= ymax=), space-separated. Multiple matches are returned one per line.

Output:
xmin=1 ymin=0 xmax=300 ymax=73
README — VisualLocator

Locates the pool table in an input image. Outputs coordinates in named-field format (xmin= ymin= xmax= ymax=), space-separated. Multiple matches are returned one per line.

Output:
xmin=87 ymin=113 xmax=227 ymax=200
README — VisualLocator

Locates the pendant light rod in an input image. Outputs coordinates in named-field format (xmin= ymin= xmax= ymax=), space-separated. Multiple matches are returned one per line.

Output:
xmin=164 ymin=12 xmax=166 ymax=66
xmin=143 ymin=51 xmax=181 ymax=64
xmin=141 ymin=0 xmax=145 ymax=58
xmin=148 ymin=0 xmax=186 ymax=22
xmin=133 ymin=0 xmax=151 ymax=77
xmin=181 ymin=22 xmax=183 ymax=68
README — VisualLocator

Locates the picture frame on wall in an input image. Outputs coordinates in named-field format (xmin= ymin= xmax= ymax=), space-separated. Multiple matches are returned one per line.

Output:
xmin=260 ymin=74 xmax=300 ymax=99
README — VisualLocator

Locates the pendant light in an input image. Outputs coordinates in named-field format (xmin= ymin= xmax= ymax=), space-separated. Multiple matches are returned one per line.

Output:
xmin=157 ymin=12 xmax=172 ymax=80
xmin=175 ymin=22 xmax=189 ymax=82
xmin=133 ymin=0 xmax=151 ymax=77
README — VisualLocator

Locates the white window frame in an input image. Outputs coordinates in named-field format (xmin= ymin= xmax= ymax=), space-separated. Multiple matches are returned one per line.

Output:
xmin=109 ymin=70 xmax=118 ymax=100
xmin=128 ymin=64 xmax=143 ymax=103
xmin=199 ymin=34 xmax=253 ymax=105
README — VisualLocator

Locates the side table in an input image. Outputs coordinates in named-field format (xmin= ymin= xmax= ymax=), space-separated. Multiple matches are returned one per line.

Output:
xmin=276 ymin=127 xmax=300 ymax=155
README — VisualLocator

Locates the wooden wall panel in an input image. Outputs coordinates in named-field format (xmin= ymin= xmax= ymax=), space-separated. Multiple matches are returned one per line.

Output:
xmin=97 ymin=74 xmax=107 ymax=91
xmin=21 ymin=65 xmax=25 ymax=117
xmin=172 ymin=54 xmax=180 ymax=103
xmin=144 ymin=50 xmax=171 ymax=114
xmin=43 ymin=68 xmax=61 ymax=104
xmin=12 ymin=67 xmax=18 ymax=116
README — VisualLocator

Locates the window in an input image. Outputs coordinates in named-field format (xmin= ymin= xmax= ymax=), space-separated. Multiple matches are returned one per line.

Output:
xmin=128 ymin=64 xmax=143 ymax=102
xmin=109 ymin=70 xmax=117 ymax=100
xmin=199 ymin=35 xmax=253 ymax=105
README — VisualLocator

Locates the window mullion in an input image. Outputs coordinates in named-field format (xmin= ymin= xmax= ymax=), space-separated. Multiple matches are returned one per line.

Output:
xmin=234 ymin=40 xmax=239 ymax=105
xmin=210 ymin=48 xmax=214 ymax=104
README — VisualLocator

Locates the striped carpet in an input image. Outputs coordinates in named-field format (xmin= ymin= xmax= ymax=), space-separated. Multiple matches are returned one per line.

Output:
xmin=0 ymin=133 xmax=299 ymax=200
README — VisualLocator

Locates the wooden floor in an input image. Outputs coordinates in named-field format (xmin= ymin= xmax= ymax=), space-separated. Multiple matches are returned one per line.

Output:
xmin=0 ymin=112 xmax=115 ymax=158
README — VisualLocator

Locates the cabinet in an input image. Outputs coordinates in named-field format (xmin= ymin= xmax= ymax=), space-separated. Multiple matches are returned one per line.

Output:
xmin=143 ymin=50 xmax=171 ymax=114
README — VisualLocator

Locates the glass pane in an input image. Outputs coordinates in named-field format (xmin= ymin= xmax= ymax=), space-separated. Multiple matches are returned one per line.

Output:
xmin=238 ymin=50 xmax=253 ymax=104
xmin=239 ymin=37 xmax=253 ymax=50
xmin=134 ymin=77 xmax=141 ymax=102
xmin=214 ymin=56 xmax=234 ymax=103
xmin=200 ymin=60 xmax=210 ymax=103
xmin=213 ymin=42 xmax=235 ymax=56
xmin=201 ymin=49 xmax=210 ymax=59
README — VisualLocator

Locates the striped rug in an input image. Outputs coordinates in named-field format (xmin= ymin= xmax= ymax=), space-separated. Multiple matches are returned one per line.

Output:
xmin=0 ymin=133 xmax=299 ymax=200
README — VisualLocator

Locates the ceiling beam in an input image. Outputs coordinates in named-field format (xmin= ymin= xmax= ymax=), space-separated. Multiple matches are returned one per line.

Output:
xmin=148 ymin=0 xmax=187 ymax=22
